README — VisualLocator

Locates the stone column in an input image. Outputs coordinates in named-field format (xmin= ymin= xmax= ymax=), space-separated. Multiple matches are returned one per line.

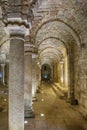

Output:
xmin=1 ymin=64 xmax=5 ymax=85
xmin=36 ymin=63 xmax=41 ymax=93
xmin=57 ymin=63 xmax=60 ymax=83
xmin=64 ymin=56 xmax=68 ymax=88
xmin=24 ymin=43 xmax=35 ymax=118
xmin=6 ymin=62 xmax=9 ymax=86
xmin=32 ymin=54 xmax=37 ymax=101
xmin=0 ymin=52 xmax=6 ymax=85
xmin=52 ymin=64 xmax=54 ymax=82
xmin=38 ymin=66 xmax=41 ymax=86
xmin=35 ymin=63 xmax=41 ymax=92
xmin=55 ymin=63 xmax=58 ymax=82
xmin=50 ymin=64 xmax=54 ymax=83
xmin=9 ymin=31 xmax=24 ymax=130
xmin=1 ymin=0 xmax=34 ymax=129
xmin=60 ymin=61 xmax=64 ymax=85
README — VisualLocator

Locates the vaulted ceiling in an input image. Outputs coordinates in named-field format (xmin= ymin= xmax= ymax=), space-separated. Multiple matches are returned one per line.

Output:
xmin=0 ymin=0 xmax=87 ymax=66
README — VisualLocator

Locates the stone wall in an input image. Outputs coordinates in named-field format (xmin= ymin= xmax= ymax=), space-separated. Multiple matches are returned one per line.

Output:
xmin=74 ymin=43 xmax=87 ymax=117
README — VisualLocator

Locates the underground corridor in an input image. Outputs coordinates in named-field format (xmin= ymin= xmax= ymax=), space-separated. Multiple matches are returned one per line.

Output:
xmin=0 ymin=0 xmax=87 ymax=130
xmin=0 ymin=58 xmax=87 ymax=130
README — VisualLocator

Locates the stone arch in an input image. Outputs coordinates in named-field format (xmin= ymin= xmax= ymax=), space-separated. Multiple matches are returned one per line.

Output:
xmin=35 ymin=18 xmax=81 ymax=49
xmin=37 ymin=37 xmax=68 ymax=54
xmin=39 ymin=46 xmax=63 ymax=57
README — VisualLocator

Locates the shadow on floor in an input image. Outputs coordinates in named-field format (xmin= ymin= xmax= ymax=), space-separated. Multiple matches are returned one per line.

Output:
xmin=67 ymin=125 xmax=86 ymax=130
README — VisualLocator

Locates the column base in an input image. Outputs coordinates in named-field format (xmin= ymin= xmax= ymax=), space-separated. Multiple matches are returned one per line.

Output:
xmin=3 ymin=83 xmax=5 ymax=86
xmin=32 ymin=96 xmax=37 ymax=102
xmin=66 ymin=98 xmax=78 ymax=105
xmin=36 ymin=88 xmax=40 ymax=93
xmin=66 ymin=98 xmax=71 ymax=103
xmin=24 ymin=108 xmax=35 ymax=118
xmin=71 ymin=99 xmax=78 ymax=105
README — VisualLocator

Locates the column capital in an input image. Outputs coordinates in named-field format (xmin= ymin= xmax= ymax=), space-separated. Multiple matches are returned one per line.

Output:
xmin=32 ymin=53 xmax=38 ymax=59
xmin=1 ymin=0 xmax=34 ymax=25
xmin=24 ymin=43 xmax=34 ymax=54
xmin=1 ymin=0 xmax=34 ymax=36
xmin=5 ymin=24 xmax=28 ymax=38
xmin=59 ymin=59 xmax=64 ymax=64
xmin=24 ymin=36 xmax=37 ymax=54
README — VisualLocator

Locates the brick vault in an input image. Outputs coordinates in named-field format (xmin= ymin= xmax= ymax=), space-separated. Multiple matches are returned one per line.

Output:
xmin=0 ymin=0 xmax=87 ymax=130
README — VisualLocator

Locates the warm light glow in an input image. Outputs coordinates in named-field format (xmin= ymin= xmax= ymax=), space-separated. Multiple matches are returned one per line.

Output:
xmin=32 ymin=86 xmax=35 ymax=95
xmin=40 ymin=114 xmax=44 ymax=117
xmin=4 ymin=99 xmax=7 ymax=102
xmin=37 ymin=62 xmax=40 ymax=65
xmin=41 ymin=99 xmax=44 ymax=101
xmin=24 ymin=121 xmax=28 ymax=124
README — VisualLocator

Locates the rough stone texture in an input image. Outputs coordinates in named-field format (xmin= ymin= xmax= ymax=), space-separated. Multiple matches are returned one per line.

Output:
xmin=32 ymin=57 xmax=37 ymax=98
xmin=9 ymin=38 xmax=24 ymax=130
xmin=74 ymin=44 xmax=87 ymax=116
xmin=0 ymin=0 xmax=87 ymax=123
xmin=31 ymin=0 xmax=87 ymax=116
xmin=24 ymin=52 xmax=35 ymax=118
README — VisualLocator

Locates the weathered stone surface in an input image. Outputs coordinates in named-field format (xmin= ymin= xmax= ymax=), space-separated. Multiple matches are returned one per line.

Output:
xmin=0 ymin=0 xmax=87 ymax=124
xmin=9 ymin=37 xmax=24 ymax=130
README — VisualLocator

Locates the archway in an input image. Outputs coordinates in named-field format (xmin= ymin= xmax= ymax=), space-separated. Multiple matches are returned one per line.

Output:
xmin=41 ymin=64 xmax=51 ymax=83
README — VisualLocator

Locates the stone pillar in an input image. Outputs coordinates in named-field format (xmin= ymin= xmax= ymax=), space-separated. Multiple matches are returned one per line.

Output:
xmin=55 ymin=64 xmax=58 ymax=83
xmin=0 ymin=52 xmax=6 ymax=85
xmin=6 ymin=62 xmax=9 ymax=86
xmin=1 ymin=64 xmax=5 ymax=85
xmin=9 ymin=32 xmax=24 ymax=130
xmin=50 ymin=64 xmax=54 ymax=83
xmin=57 ymin=63 xmax=60 ymax=83
xmin=64 ymin=56 xmax=68 ymax=88
xmin=36 ymin=63 xmax=41 ymax=92
xmin=52 ymin=64 xmax=55 ymax=82
xmin=32 ymin=54 xmax=37 ymax=101
xmin=60 ymin=61 xmax=64 ymax=85
xmin=24 ymin=43 xmax=35 ymax=118
xmin=39 ymin=66 xmax=41 ymax=86
xmin=1 ymin=0 xmax=34 ymax=129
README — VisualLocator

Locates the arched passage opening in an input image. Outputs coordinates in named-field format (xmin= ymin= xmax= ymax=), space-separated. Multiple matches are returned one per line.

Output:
xmin=41 ymin=64 xmax=51 ymax=82
xmin=35 ymin=18 xmax=81 ymax=105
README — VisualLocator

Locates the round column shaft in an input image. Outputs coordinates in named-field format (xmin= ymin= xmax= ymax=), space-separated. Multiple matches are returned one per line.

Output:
xmin=1 ymin=64 xmax=5 ymax=85
xmin=9 ymin=37 xmax=24 ymax=130
xmin=32 ymin=56 xmax=37 ymax=101
xmin=24 ymin=51 xmax=35 ymax=118
xmin=60 ymin=62 xmax=64 ymax=84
